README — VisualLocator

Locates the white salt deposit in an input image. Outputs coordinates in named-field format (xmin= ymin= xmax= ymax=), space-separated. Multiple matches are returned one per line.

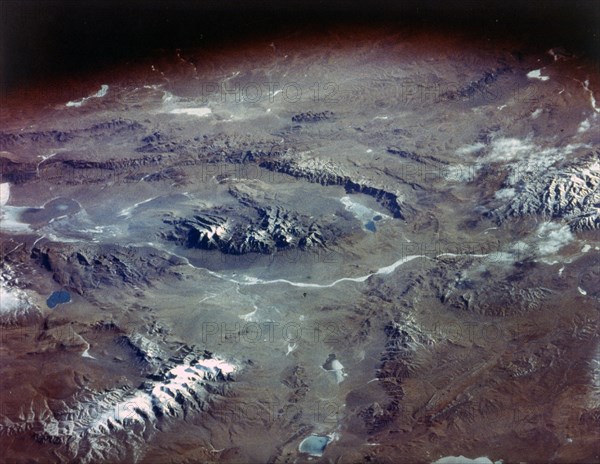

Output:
xmin=340 ymin=196 xmax=388 ymax=223
xmin=527 ymin=69 xmax=549 ymax=81
xmin=0 ymin=183 xmax=9 ymax=206
xmin=66 ymin=85 xmax=109 ymax=107
xmin=169 ymin=107 xmax=212 ymax=117
xmin=432 ymin=456 xmax=500 ymax=464
xmin=330 ymin=359 xmax=347 ymax=383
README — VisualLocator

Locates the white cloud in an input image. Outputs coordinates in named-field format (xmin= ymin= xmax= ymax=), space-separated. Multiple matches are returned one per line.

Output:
xmin=486 ymin=138 xmax=588 ymax=186
xmin=494 ymin=188 xmax=516 ymax=200
xmin=487 ymin=138 xmax=532 ymax=163
xmin=456 ymin=143 xmax=485 ymax=156
xmin=578 ymin=118 xmax=591 ymax=133
xmin=535 ymin=222 xmax=574 ymax=256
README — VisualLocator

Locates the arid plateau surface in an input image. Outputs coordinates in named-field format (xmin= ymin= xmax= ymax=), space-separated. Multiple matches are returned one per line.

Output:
xmin=1 ymin=27 xmax=599 ymax=464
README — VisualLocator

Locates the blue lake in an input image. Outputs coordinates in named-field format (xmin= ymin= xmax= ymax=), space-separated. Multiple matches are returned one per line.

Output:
xmin=298 ymin=435 xmax=331 ymax=457
xmin=47 ymin=290 xmax=71 ymax=308
xmin=365 ymin=220 xmax=377 ymax=232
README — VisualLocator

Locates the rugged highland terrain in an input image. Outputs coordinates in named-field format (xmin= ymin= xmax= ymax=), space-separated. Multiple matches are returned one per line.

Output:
xmin=1 ymin=25 xmax=599 ymax=464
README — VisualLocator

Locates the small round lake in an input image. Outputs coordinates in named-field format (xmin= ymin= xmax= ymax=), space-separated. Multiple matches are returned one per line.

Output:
xmin=47 ymin=290 xmax=71 ymax=308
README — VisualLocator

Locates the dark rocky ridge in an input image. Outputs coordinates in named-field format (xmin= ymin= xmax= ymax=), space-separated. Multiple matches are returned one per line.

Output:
xmin=161 ymin=203 xmax=331 ymax=255
xmin=387 ymin=147 xmax=449 ymax=166
xmin=0 ymin=119 xmax=144 ymax=151
xmin=0 ymin=118 xmax=416 ymax=228
xmin=291 ymin=111 xmax=335 ymax=123
xmin=30 ymin=243 xmax=186 ymax=295
xmin=259 ymin=159 xmax=412 ymax=219
xmin=440 ymin=65 xmax=512 ymax=101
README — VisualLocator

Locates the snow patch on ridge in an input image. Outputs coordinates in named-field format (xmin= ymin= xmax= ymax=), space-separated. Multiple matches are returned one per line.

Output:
xmin=35 ymin=353 xmax=239 ymax=463
xmin=0 ymin=265 xmax=37 ymax=320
